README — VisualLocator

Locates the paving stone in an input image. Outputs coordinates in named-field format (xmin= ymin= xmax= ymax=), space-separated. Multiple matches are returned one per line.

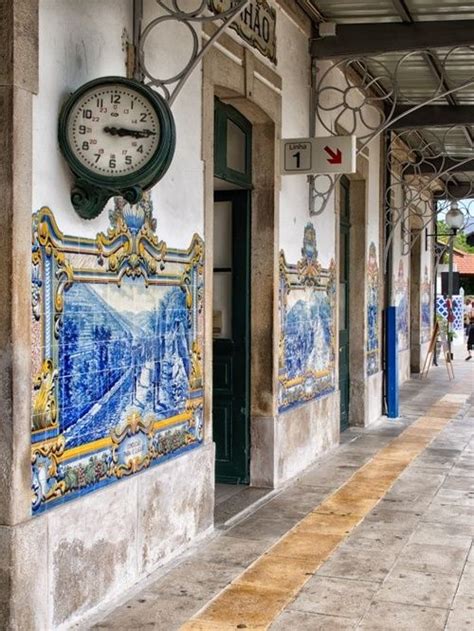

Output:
xmin=270 ymin=609 xmax=357 ymax=630
xmin=422 ymin=503 xmax=474 ymax=534
xmin=452 ymin=571 xmax=474 ymax=610
xmin=91 ymin=382 xmax=474 ymax=631
xmin=226 ymin=515 xmax=299 ymax=543
xmin=439 ymin=475 xmax=474 ymax=491
xmin=445 ymin=607 xmax=474 ymax=630
xmin=317 ymin=546 xmax=398 ymax=582
xmin=432 ymin=487 xmax=474 ymax=507
xmin=395 ymin=542 xmax=468 ymax=575
xmin=373 ymin=565 xmax=459 ymax=608
xmin=358 ymin=600 xmax=448 ymax=630
xmin=408 ymin=522 xmax=473 ymax=549
xmin=288 ymin=575 xmax=378 ymax=618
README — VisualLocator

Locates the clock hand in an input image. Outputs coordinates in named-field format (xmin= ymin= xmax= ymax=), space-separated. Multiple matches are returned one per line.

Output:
xmin=104 ymin=126 xmax=156 ymax=139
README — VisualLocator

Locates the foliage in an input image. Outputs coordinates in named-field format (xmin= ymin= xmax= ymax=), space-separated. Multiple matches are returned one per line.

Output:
xmin=437 ymin=220 xmax=474 ymax=253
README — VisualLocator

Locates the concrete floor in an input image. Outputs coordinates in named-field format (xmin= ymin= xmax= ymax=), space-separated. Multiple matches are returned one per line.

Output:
xmin=87 ymin=360 xmax=473 ymax=631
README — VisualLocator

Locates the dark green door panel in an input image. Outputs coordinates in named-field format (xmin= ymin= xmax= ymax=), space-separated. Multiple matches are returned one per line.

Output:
xmin=339 ymin=177 xmax=351 ymax=432
xmin=213 ymin=191 xmax=251 ymax=483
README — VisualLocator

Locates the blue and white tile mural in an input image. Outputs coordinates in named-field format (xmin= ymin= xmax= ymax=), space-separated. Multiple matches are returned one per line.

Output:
xmin=436 ymin=295 xmax=464 ymax=338
xmin=394 ymin=259 xmax=409 ymax=352
xmin=31 ymin=196 xmax=204 ymax=514
xmin=367 ymin=242 xmax=379 ymax=376
xmin=279 ymin=223 xmax=336 ymax=412
xmin=421 ymin=265 xmax=432 ymax=343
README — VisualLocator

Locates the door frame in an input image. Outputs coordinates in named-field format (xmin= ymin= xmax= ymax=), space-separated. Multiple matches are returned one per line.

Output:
xmin=202 ymin=41 xmax=281 ymax=488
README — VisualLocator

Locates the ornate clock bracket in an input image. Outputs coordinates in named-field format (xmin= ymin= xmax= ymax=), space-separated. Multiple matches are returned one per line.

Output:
xmin=135 ymin=0 xmax=251 ymax=105
xmin=71 ymin=181 xmax=143 ymax=220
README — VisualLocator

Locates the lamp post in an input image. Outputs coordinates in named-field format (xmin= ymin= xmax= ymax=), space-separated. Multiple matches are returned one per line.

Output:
xmin=426 ymin=201 xmax=465 ymax=361
xmin=445 ymin=202 xmax=465 ymax=358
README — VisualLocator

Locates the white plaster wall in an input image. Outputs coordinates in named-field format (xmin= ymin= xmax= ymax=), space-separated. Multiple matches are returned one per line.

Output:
xmin=276 ymin=5 xmax=315 ymax=264
xmin=32 ymin=0 xmax=204 ymax=246
xmin=32 ymin=0 xmax=132 ymax=237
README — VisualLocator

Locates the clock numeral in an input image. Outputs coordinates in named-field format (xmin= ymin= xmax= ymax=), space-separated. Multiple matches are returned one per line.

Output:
xmin=109 ymin=158 xmax=117 ymax=169
xmin=82 ymin=141 xmax=89 ymax=150
xmin=100 ymin=107 xmax=108 ymax=113
xmin=125 ymin=156 xmax=132 ymax=166
xmin=94 ymin=153 xmax=102 ymax=163
xmin=111 ymin=94 xmax=121 ymax=104
xmin=82 ymin=109 xmax=93 ymax=119
xmin=123 ymin=109 xmax=129 ymax=114
xmin=92 ymin=116 xmax=100 ymax=122
xmin=96 ymin=98 xmax=104 ymax=108
xmin=78 ymin=125 xmax=87 ymax=135
xmin=137 ymin=145 xmax=144 ymax=153
xmin=139 ymin=113 xmax=148 ymax=122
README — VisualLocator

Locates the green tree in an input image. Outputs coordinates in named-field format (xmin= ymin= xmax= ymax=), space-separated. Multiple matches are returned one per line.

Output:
xmin=437 ymin=220 xmax=474 ymax=254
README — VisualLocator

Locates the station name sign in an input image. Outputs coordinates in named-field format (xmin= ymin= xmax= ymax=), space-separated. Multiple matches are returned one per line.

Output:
xmin=208 ymin=0 xmax=277 ymax=63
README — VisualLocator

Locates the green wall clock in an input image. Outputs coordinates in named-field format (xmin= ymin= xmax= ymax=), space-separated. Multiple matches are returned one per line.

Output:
xmin=58 ymin=76 xmax=176 ymax=220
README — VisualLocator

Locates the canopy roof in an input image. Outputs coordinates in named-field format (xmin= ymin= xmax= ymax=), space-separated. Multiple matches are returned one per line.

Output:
xmin=304 ymin=0 xmax=474 ymax=198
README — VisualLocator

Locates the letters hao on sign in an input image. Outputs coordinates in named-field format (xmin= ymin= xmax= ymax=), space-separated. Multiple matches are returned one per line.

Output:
xmin=209 ymin=0 xmax=277 ymax=63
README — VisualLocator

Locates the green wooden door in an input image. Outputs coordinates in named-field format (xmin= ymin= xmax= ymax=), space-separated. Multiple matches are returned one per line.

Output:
xmin=339 ymin=177 xmax=351 ymax=431
xmin=213 ymin=191 xmax=251 ymax=483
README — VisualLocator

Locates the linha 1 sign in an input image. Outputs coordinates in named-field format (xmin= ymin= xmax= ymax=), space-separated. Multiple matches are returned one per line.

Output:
xmin=281 ymin=136 xmax=357 ymax=175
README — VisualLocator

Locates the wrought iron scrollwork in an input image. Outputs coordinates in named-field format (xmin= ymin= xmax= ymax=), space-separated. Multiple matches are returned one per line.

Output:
xmin=311 ymin=46 xmax=474 ymax=225
xmin=137 ymin=0 xmax=251 ymax=105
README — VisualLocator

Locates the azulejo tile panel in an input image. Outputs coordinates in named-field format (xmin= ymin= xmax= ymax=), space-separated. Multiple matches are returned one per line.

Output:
xmin=31 ymin=197 xmax=204 ymax=514
xmin=394 ymin=259 xmax=409 ymax=352
xmin=367 ymin=242 xmax=380 ymax=376
xmin=279 ymin=223 xmax=336 ymax=413
xmin=421 ymin=265 xmax=432 ymax=343
xmin=436 ymin=295 xmax=464 ymax=336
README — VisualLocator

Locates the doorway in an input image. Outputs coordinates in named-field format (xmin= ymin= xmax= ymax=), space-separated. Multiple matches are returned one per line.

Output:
xmin=213 ymin=99 xmax=252 ymax=486
xmin=339 ymin=176 xmax=351 ymax=431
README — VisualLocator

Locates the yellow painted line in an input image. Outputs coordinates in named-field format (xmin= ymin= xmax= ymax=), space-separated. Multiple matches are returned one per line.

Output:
xmin=181 ymin=401 xmax=463 ymax=631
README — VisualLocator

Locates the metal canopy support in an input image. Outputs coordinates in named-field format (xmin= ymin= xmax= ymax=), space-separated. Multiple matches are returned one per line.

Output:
xmin=310 ymin=20 xmax=474 ymax=59
xmin=389 ymin=106 xmax=474 ymax=130
xmin=136 ymin=0 xmax=250 ymax=105
xmin=404 ymin=157 xmax=474 ymax=174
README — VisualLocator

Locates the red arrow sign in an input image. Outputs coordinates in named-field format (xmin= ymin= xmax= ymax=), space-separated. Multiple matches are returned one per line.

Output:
xmin=324 ymin=146 xmax=342 ymax=164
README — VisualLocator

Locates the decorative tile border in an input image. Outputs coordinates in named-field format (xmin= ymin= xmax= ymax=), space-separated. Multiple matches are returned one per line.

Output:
xmin=421 ymin=265 xmax=432 ymax=343
xmin=394 ymin=258 xmax=409 ymax=352
xmin=367 ymin=242 xmax=380 ymax=376
xmin=278 ymin=223 xmax=336 ymax=413
xmin=31 ymin=198 xmax=204 ymax=514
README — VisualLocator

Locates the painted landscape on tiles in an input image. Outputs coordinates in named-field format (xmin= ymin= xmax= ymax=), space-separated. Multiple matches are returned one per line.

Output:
xmin=279 ymin=223 xmax=336 ymax=412
xmin=367 ymin=242 xmax=379 ymax=376
xmin=421 ymin=265 xmax=431 ymax=343
xmin=31 ymin=197 xmax=204 ymax=514
xmin=394 ymin=259 xmax=409 ymax=352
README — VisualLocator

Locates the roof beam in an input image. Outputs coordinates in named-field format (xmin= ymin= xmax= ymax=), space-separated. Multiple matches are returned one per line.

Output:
xmin=310 ymin=20 xmax=474 ymax=59
xmin=390 ymin=106 xmax=474 ymax=129
xmin=434 ymin=183 xmax=474 ymax=199
xmin=404 ymin=157 xmax=474 ymax=174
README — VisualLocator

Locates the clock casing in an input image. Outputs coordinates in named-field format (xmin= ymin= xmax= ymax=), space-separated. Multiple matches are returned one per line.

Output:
xmin=58 ymin=76 xmax=176 ymax=220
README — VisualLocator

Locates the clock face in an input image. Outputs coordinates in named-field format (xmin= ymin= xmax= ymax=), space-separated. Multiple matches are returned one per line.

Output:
xmin=66 ymin=83 xmax=161 ymax=177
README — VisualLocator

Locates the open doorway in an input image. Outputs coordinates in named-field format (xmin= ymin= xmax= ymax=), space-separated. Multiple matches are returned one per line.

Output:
xmin=213 ymin=99 xmax=252 ymax=507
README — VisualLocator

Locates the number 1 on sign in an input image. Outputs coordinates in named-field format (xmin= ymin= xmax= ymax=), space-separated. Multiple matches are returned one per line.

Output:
xmin=293 ymin=151 xmax=301 ymax=169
